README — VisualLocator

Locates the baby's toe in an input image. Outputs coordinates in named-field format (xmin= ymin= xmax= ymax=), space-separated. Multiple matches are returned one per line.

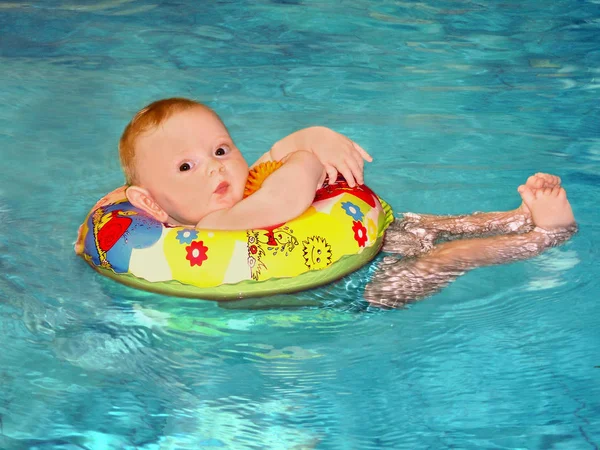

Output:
xmin=529 ymin=175 xmax=545 ymax=189
xmin=552 ymin=175 xmax=562 ymax=186
xmin=541 ymin=173 xmax=561 ymax=187
xmin=519 ymin=185 xmax=536 ymax=204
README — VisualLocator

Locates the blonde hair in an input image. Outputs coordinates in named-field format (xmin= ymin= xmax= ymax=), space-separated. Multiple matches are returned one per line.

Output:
xmin=119 ymin=97 xmax=221 ymax=184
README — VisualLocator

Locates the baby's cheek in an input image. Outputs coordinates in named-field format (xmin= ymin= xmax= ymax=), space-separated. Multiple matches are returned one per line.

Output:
xmin=175 ymin=197 xmax=205 ymax=226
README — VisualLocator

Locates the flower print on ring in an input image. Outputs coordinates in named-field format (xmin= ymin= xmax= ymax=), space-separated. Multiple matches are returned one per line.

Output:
xmin=177 ymin=229 xmax=198 ymax=245
xmin=186 ymin=240 xmax=208 ymax=267
xmin=341 ymin=201 xmax=364 ymax=222
xmin=352 ymin=221 xmax=368 ymax=247
xmin=247 ymin=231 xmax=267 ymax=280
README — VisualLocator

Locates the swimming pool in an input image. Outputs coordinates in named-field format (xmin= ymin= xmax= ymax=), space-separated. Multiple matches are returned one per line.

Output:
xmin=1 ymin=0 xmax=599 ymax=448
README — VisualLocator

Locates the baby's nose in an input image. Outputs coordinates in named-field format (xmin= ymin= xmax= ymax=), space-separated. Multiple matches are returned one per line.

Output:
xmin=208 ymin=160 xmax=226 ymax=176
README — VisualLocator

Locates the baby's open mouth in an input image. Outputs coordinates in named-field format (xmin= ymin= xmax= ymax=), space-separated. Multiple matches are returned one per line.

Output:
xmin=214 ymin=181 xmax=230 ymax=195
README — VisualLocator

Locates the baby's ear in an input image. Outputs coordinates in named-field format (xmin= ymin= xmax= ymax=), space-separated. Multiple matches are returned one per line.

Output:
xmin=126 ymin=186 xmax=169 ymax=223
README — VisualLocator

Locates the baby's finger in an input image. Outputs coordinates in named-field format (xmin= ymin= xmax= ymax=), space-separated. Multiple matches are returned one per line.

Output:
xmin=326 ymin=165 xmax=338 ymax=185
xmin=352 ymin=142 xmax=373 ymax=162
xmin=346 ymin=155 xmax=364 ymax=185
xmin=351 ymin=149 xmax=365 ymax=172
xmin=338 ymin=163 xmax=357 ymax=187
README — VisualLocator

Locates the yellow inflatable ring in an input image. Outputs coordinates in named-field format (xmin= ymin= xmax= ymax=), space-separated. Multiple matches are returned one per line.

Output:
xmin=75 ymin=176 xmax=393 ymax=300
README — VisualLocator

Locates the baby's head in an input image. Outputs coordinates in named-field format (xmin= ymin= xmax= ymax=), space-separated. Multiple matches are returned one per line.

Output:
xmin=120 ymin=98 xmax=249 ymax=225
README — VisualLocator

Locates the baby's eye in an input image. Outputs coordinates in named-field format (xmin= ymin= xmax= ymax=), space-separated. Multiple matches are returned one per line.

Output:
xmin=179 ymin=162 xmax=193 ymax=172
xmin=215 ymin=146 xmax=230 ymax=156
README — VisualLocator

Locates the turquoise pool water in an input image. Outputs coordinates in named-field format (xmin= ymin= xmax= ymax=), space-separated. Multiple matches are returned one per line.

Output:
xmin=1 ymin=0 xmax=600 ymax=448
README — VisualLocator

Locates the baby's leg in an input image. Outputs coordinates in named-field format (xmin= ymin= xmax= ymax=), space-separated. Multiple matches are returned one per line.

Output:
xmin=383 ymin=209 xmax=532 ymax=252
xmin=382 ymin=173 xmax=560 ymax=254
xmin=366 ymin=185 xmax=576 ymax=308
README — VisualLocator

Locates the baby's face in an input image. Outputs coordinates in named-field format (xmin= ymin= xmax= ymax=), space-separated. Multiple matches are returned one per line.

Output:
xmin=134 ymin=106 xmax=249 ymax=225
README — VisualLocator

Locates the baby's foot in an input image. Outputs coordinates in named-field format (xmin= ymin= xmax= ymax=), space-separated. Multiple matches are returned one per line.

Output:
xmin=518 ymin=173 xmax=562 ymax=216
xmin=517 ymin=185 xmax=575 ymax=231
xmin=526 ymin=173 xmax=561 ymax=190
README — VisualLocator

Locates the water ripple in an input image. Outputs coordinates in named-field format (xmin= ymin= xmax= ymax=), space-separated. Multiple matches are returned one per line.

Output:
xmin=1 ymin=0 xmax=599 ymax=448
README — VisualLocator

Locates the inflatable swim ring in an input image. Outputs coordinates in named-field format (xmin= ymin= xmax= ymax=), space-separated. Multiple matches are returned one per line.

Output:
xmin=75 ymin=169 xmax=393 ymax=300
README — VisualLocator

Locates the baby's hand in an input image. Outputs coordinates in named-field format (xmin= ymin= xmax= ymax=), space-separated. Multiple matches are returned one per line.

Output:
xmin=303 ymin=127 xmax=372 ymax=187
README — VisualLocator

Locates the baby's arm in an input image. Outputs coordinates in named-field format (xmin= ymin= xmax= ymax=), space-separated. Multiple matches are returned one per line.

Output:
xmin=195 ymin=151 xmax=325 ymax=230
xmin=253 ymin=126 xmax=372 ymax=187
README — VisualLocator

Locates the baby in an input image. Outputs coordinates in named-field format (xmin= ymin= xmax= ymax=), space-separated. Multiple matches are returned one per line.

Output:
xmin=120 ymin=98 xmax=577 ymax=307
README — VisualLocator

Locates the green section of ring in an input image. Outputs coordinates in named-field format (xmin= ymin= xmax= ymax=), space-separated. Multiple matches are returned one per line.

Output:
xmin=378 ymin=196 xmax=394 ymax=229
xmin=90 ymin=236 xmax=383 ymax=300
